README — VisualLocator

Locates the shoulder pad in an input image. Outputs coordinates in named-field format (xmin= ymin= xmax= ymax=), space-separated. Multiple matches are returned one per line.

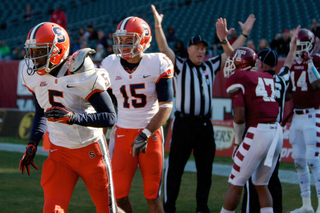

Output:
xmin=67 ymin=48 xmax=96 ymax=73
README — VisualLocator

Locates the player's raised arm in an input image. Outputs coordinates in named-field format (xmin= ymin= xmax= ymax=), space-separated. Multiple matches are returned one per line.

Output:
xmin=216 ymin=17 xmax=235 ymax=57
xmin=220 ymin=14 xmax=256 ymax=66
xmin=284 ymin=25 xmax=300 ymax=68
xmin=151 ymin=4 xmax=175 ymax=64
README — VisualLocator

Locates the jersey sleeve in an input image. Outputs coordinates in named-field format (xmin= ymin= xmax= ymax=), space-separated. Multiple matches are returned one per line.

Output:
xmin=225 ymin=72 xmax=246 ymax=95
xmin=174 ymin=55 xmax=185 ymax=76
xmin=85 ymin=69 xmax=111 ymax=100
xmin=278 ymin=66 xmax=290 ymax=86
xmin=21 ymin=61 xmax=36 ymax=93
xmin=205 ymin=55 xmax=221 ymax=75
xmin=157 ymin=54 xmax=174 ymax=83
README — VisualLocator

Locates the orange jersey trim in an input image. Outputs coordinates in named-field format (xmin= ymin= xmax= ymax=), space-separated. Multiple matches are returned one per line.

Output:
xmin=24 ymin=85 xmax=35 ymax=94
xmin=86 ymin=89 xmax=103 ymax=100
xmin=156 ymin=69 xmax=174 ymax=83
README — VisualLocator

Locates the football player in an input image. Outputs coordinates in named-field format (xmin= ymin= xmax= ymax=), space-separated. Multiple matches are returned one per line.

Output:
xmin=19 ymin=22 xmax=120 ymax=213
xmin=221 ymin=47 xmax=282 ymax=213
xmin=288 ymin=29 xmax=320 ymax=213
xmin=101 ymin=17 xmax=173 ymax=213
xmin=241 ymin=25 xmax=300 ymax=213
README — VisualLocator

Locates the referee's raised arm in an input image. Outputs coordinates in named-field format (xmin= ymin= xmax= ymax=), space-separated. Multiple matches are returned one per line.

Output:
xmin=151 ymin=4 xmax=175 ymax=64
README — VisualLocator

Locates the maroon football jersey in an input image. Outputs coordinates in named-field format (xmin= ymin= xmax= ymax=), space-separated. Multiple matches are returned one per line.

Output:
xmin=290 ymin=59 xmax=320 ymax=108
xmin=225 ymin=70 xmax=279 ymax=128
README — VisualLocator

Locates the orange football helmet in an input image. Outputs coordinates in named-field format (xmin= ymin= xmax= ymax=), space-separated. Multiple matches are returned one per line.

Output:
xmin=113 ymin=16 xmax=152 ymax=60
xmin=224 ymin=47 xmax=258 ymax=78
xmin=24 ymin=22 xmax=70 ymax=75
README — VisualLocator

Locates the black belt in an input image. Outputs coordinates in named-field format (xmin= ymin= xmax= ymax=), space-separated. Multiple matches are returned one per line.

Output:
xmin=174 ymin=111 xmax=211 ymax=121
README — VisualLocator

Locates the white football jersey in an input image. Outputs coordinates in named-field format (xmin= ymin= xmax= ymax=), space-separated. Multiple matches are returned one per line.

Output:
xmin=101 ymin=53 xmax=173 ymax=129
xmin=21 ymin=61 xmax=111 ymax=149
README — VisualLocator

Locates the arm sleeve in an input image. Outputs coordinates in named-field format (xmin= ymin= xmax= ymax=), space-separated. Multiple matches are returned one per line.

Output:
xmin=230 ymin=90 xmax=245 ymax=108
xmin=156 ymin=77 xmax=174 ymax=102
xmin=73 ymin=91 xmax=117 ymax=127
xmin=29 ymin=95 xmax=47 ymax=145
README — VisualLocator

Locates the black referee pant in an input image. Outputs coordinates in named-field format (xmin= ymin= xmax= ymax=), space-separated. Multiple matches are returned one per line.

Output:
xmin=164 ymin=113 xmax=215 ymax=213
xmin=241 ymin=157 xmax=282 ymax=213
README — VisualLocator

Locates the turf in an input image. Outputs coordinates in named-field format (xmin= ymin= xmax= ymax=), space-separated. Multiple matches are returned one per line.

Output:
xmin=0 ymin=139 xmax=317 ymax=212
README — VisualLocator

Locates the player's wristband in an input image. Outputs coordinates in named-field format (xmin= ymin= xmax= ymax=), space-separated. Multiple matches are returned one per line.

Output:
xmin=308 ymin=60 xmax=320 ymax=83
xmin=142 ymin=129 xmax=152 ymax=138
xmin=241 ymin=33 xmax=248 ymax=38
xmin=233 ymin=122 xmax=246 ymax=145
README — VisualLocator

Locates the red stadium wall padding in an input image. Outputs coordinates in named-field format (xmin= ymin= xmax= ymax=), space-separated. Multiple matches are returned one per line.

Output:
xmin=0 ymin=60 xmax=20 ymax=108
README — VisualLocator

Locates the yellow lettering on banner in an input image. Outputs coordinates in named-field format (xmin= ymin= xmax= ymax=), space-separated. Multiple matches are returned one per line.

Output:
xmin=19 ymin=112 xmax=35 ymax=139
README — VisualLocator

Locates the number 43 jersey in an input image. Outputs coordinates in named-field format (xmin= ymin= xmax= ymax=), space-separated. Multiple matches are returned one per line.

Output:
xmin=225 ymin=70 xmax=279 ymax=128
xmin=101 ymin=53 xmax=173 ymax=129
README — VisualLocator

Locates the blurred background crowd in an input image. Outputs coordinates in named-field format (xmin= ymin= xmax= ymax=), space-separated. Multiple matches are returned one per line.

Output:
xmin=1 ymin=0 xmax=320 ymax=62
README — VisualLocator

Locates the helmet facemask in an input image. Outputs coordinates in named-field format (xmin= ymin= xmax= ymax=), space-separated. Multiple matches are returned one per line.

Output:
xmin=24 ymin=35 xmax=65 ymax=75
xmin=113 ymin=30 xmax=151 ymax=60
xmin=223 ymin=56 xmax=236 ymax=78
xmin=295 ymin=39 xmax=314 ymax=60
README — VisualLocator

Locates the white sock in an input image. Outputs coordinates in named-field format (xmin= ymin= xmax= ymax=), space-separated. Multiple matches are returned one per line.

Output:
xmin=260 ymin=207 xmax=273 ymax=213
xmin=302 ymin=197 xmax=312 ymax=208
xmin=298 ymin=172 xmax=311 ymax=197
xmin=220 ymin=207 xmax=235 ymax=213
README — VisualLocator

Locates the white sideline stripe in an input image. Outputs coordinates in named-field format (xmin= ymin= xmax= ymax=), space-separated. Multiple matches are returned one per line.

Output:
xmin=0 ymin=143 xmax=49 ymax=156
xmin=0 ymin=143 xmax=305 ymax=185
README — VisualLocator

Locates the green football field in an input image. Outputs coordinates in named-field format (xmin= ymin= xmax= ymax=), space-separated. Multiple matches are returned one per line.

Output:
xmin=0 ymin=137 xmax=318 ymax=213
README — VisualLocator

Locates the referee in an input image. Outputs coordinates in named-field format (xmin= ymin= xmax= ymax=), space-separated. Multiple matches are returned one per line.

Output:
xmin=151 ymin=5 xmax=255 ymax=213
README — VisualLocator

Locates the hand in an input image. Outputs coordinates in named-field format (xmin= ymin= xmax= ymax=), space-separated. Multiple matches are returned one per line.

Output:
xmin=131 ymin=131 xmax=149 ymax=157
xmin=302 ymin=51 xmax=312 ymax=62
xmin=44 ymin=107 xmax=76 ymax=124
xmin=151 ymin=4 xmax=163 ymax=28
xmin=238 ymin=14 xmax=256 ymax=35
xmin=19 ymin=141 xmax=39 ymax=175
xmin=216 ymin=17 xmax=234 ymax=42
xmin=232 ymin=144 xmax=239 ymax=160
xmin=290 ymin=25 xmax=301 ymax=46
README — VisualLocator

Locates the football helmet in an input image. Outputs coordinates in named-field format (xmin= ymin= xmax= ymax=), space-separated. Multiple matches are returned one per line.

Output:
xmin=24 ymin=22 xmax=70 ymax=75
xmin=295 ymin=28 xmax=315 ymax=60
xmin=224 ymin=47 xmax=257 ymax=78
xmin=113 ymin=16 xmax=152 ymax=60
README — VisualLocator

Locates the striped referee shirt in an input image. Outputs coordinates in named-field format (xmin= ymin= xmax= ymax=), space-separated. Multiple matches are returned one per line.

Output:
xmin=174 ymin=55 xmax=221 ymax=116
xmin=273 ymin=66 xmax=290 ymax=123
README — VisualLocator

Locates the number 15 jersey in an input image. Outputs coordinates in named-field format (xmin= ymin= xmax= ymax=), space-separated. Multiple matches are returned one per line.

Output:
xmin=101 ymin=53 xmax=173 ymax=129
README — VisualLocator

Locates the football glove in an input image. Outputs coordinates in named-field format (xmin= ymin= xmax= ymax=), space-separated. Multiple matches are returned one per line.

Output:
xmin=131 ymin=130 xmax=150 ymax=157
xmin=44 ymin=107 xmax=76 ymax=124
xmin=19 ymin=141 xmax=39 ymax=175
xmin=301 ymin=51 xmax=311 ymax=61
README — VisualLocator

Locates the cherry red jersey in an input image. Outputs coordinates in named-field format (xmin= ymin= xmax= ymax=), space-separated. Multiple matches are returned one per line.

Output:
xmin=225 ymin=70 xmax=279 ymax=128
xmin=290 ymin=59 xmax=320 ymax=109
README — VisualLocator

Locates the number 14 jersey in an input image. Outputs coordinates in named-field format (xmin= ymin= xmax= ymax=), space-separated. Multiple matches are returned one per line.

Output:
xmin=101 ymin=53 xmax=173 ymax=129
xmin=290 ymin=59 xmax=320 ymax=109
